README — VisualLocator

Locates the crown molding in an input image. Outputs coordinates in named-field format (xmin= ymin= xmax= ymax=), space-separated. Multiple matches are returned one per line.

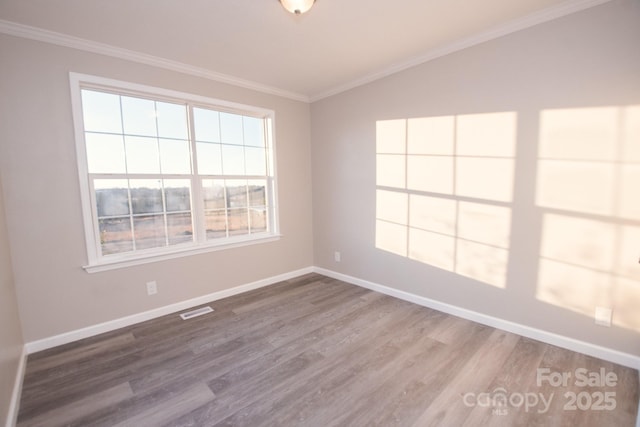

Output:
xmin=309 ymin=0 xmax=613 ymax=102
xmin=0 ymin=0 xmax=613 ymax=104
xmin=0 ymin=19 xmax=310 ymax=103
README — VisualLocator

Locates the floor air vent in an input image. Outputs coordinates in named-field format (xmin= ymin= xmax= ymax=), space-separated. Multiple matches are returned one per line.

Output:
xmin=179 ymin=306 xmax=214 ymax=320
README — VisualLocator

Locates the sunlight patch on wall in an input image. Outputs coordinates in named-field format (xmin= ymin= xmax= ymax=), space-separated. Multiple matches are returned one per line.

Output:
xmin=375 ymin=189 xmax=408 ymax=257
xmin=537 ymin=106 xmax=640 ymax=218
xmin=535 ymin=106 xmax=640 ymax=332
xmin=375 ymin=112 xmax=516 ymax=288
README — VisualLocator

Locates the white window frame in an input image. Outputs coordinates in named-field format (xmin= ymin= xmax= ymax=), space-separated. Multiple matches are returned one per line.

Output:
xmin=69 ymin=73 xmax=280 ymax=273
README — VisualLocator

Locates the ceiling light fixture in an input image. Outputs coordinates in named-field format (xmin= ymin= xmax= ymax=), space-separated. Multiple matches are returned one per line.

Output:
xmin=279 ymin=0 xmax=315 ymax=15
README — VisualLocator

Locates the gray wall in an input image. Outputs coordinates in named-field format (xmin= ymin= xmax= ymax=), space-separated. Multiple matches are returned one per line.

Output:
xmin=0 ymin=35 xmax=314 ymax=342
xmin=311 ymin=0 xmax=640 ymax=356
xmin=0 ymin=0 xmax=638 ymax=365
xmin=0 ymin=173 xmax=24 ymax=424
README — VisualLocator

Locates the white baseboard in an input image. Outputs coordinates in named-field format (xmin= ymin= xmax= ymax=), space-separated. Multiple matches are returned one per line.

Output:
xmin=5 ymin=346 xmax=26 ymax=427
xmin=25 ymin=267 xmax=314 ymax=354
xmin=12 ymin=265 xmax=640 ymax=426
xmin=314 ymin=267 xmax=640 ymax=371
xmin=21 ymin=264 xmax=640 ymax=369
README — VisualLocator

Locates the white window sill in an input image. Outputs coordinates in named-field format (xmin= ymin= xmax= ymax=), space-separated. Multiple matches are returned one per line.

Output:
xmin=83 ymin=234 xmax=282 ymax=273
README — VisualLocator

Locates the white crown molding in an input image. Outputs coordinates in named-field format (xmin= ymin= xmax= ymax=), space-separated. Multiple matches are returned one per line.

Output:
xmin=309 ymin=0 xmax=614 ymax=102
xmin=0 ymin=19 xmax=310 ymax=103
xmin=0 ymin=0 xmax=615 ymax=105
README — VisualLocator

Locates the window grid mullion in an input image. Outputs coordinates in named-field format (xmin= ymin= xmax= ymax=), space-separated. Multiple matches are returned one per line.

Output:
xmin=75 ymin=76 xmax=277 ymax=266
xmin=127 ymin=179 xmax=137 ymax=252
xmin=224 ymin=179 xmax=230 ymax=238
xmin=117 ymin=95 xmax=138 ymax=254
xmin=187 ymin=103 xmax=206 ymax=245
xmin=161 ymin=179 xmax=170 ymax=247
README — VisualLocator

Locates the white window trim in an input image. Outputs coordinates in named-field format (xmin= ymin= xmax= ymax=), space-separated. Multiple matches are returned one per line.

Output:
xmin=69 ymin=72 xmax=281 ymax=273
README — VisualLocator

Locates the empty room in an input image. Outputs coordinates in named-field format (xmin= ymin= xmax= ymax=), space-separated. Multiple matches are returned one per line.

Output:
xmin=1 ymin=0 xmax=639 ymax=425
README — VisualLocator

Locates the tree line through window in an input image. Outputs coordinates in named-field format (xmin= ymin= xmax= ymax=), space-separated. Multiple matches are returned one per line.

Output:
xmin=74 ymin=79 xmax=276 ymax=265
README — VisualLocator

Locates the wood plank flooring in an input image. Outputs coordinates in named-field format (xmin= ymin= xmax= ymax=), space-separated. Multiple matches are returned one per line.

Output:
xmin=17 ymin=273 xmax=639 ymax=426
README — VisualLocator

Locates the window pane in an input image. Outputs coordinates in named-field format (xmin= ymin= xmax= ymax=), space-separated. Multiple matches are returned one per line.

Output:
xmin=220 ymin=112 xmax=243 ymax=145
xmin=95 ymin=179 xmax=130 ymax=217
xmin=228 ymin=208 xmax=249 ymax=236
xmin=122 ymin=96 xmax=157 ymax=137
xmin=194 ymin=108 xmax=220 ymax=143
xmin=248 ymin=180 xmax=266 ymax=207
xmin=196 ymin=142 xmax=222 ymax=175
xmin=164 ymin=179 xmax=191 ymax=212
xmin=99 ymin=217 xmax=133 ymax=255
xmin=250 ymin=207 xmax=267 ymax=233
xmin=85 ymin=133 xmax=126 ymax=173
xmin=243 ymin=117 xmax=264 ymax=147
xmin=167 ymin=213 xmax=193 ymax=245
xmin=202 ymin=179 xmax=226 ymax=209
xmin=76 ymin=83 xmax=276 ymax=262
xmin=221 ymin=145 xmax=245 ymax=175
xmin=160 ymin=139 xmax=191 ymax=174
xmin=125 ymin=136 xmax=160 ymax=174
xmin=245 ymin=147 xmax=267 ymax=176
xmin=133 ymin=214 xmax=166 ymax=249
xmin=205 ymin=210 xmax=227 ymax=239
xmin=81 ymin=90 xmax=122 ymax=134
xmin=156 ymin=102 xmax=188 ymax=139
xmin=130 ymin=179 xmax=163 ymax=214
xmin=226 ymin=180 xmax=247 ymax=208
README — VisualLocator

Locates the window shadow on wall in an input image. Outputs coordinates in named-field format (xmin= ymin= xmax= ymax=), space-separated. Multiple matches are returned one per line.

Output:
xmin=375 ymin=105 xmax=640 ymax=334
xmin=535 ymin=106 xmax=640 ymax=333
xmin=375 ymin=112 xmax=517 ymax=289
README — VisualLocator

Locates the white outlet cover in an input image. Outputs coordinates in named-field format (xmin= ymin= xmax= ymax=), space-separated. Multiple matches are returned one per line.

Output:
xmin=594 ymin=307 xmax=612 ymax=327
xmin=146 ymin=281 xmax=158 ymax=295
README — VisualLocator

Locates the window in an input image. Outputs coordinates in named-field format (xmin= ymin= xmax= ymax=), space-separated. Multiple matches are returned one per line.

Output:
xmin=70 ymin=73 xmax=278 ymax=272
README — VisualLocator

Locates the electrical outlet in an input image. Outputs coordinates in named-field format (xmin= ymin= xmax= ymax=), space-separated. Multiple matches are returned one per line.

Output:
xmin=594 ymin=307 xmax=612 ymax=327
xmin=146 ymin=281 xmax=158 ymax=296
xmin=334 ymin=251 xmax=341 ymax=262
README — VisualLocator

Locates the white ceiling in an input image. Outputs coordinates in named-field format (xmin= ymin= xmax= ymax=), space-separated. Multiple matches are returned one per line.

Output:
xmin=0 ymin=0 xmax=609 ymax=101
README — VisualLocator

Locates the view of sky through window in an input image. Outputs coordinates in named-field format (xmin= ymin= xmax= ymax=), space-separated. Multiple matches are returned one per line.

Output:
xmin=78 ymin=86 xmax=273 ymax=261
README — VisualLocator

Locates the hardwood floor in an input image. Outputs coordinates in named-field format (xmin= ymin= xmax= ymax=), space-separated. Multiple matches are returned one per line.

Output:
xmin=17 ymin=273 xmax=639 ymax=426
